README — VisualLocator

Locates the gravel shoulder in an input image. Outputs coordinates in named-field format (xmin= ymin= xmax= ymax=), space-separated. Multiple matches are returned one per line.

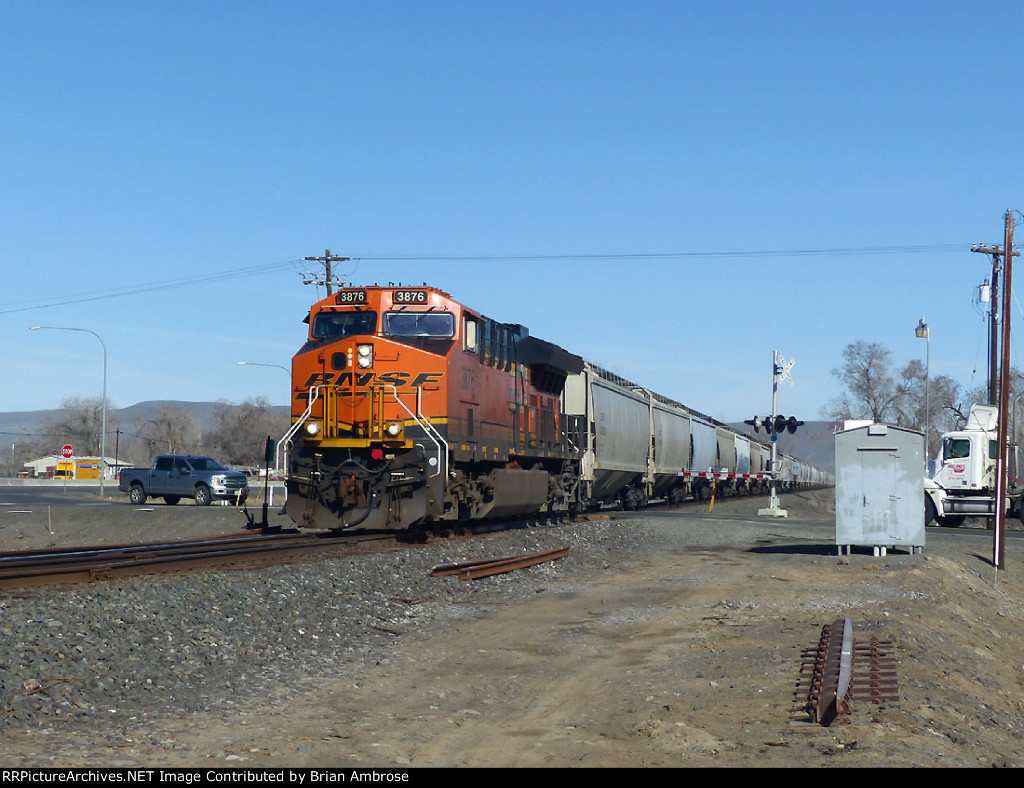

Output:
xmin=1 ymin=489 xmax=1023 ymax=768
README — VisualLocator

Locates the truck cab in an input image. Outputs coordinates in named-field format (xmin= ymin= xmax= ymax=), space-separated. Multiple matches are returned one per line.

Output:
xmin=931 ymin=428 xmax=997 ymax=495
xmin=924 ymin=404 xmax=1021 ymax=525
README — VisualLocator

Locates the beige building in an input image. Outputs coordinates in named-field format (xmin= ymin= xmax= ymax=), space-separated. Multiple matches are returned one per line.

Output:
xmin=22 ymin=455 xmax=129 ymax=480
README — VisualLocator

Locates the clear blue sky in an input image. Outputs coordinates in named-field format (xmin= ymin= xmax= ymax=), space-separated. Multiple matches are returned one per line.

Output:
xmin=2 ymin=1 xmax=1021 ymax=427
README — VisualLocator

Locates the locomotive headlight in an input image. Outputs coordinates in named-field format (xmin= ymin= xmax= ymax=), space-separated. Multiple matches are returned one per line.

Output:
xmin=385 ymin=421 xmax=403 ymax=438
xmin=357 ymin=344 xmax=373 ymax=368
xmin=305 ymin=421 xmax=321 ymax=437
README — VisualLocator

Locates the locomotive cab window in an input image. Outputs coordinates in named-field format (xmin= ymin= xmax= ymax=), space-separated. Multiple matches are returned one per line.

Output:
xmin=383 ymin=311 xmax=455 ymax=338
xmin=311 ymin=310 xmax=377 ymax=340
xmin=383 ymin=311 xmax=456 ymax=353
xmin=463 ymin=317 xmax=478 ymax=353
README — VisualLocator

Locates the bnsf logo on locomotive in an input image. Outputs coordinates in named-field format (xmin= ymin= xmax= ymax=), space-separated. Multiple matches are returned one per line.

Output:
xmin=296 ymin=371 xmax=443 ymax=398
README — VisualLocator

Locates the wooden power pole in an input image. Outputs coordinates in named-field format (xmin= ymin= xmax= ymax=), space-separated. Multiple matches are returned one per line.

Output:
xmin=994 ymin=211 xmax=1015 ymax=569
xmin=303 ymin=249 xmax=350 ymax=296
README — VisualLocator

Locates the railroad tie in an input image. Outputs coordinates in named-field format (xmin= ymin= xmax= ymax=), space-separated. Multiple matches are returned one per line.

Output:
xmin=792 ymin=618 xmax=900 ymax=726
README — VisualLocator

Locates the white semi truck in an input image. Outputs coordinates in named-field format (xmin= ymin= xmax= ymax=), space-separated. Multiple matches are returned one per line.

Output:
xmin=923 ymin=403 xmax=1024 ymax=526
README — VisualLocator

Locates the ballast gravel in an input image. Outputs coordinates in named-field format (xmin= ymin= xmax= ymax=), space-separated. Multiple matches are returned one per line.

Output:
xmin=0 ymin=515 xmax=665 ymax=747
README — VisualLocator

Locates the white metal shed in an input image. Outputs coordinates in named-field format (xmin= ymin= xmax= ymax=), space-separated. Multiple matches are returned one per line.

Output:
xmin=835 ymin=423 xmax=925 ymax=555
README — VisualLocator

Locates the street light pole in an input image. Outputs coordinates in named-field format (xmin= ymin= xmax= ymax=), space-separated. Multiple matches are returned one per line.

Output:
xmin=915 ymin=317 xmax=930 ymax=461
xmin=30 ymin=325 xmax=108 ymax=498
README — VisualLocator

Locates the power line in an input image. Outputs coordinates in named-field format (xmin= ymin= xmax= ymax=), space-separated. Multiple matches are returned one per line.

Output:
xmin=355 ymin=243 xmax=969 ymax=262
xmin=0 ymin=258 xmax=304 ymax=316
xmin=0 ymin=243 xmax=975 ymax=317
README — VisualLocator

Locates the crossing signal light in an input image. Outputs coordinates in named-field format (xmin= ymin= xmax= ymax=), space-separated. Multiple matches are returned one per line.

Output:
xmin=744 ymin=416 xmax=762 ymax=433
xmin=757 ymin=416 xmax=805 ymax=436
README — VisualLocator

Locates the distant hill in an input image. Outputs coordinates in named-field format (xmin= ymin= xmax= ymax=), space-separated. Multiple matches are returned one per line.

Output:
xmin=728 ymin=420 xmax=839 ymax=476
xmin=0 ymin=401 xmax=290 ymax=447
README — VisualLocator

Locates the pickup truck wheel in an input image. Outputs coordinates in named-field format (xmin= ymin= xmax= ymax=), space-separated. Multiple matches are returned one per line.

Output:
xmin=164 ymin=495 xmax=180 ymax=505
xmin=194 ymin=484 xmax=212 ymax=507
xmin=129 ymin=484 xmax=147 ymax=506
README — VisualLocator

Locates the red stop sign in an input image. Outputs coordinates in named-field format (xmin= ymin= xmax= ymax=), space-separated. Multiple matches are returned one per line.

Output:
xmin=61 ymin=444 xmax=74 ymax=459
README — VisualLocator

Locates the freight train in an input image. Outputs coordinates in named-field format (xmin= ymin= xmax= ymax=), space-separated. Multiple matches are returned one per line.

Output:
xmin=280 ymin=284 xmax=831 ymax=531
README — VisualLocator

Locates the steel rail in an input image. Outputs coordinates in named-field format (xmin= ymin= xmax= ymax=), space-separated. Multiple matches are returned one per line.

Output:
xmin=0 ymin=531 xmax=395 ymax=589
xmin=430 ymin=547 xmax=570 ymax=580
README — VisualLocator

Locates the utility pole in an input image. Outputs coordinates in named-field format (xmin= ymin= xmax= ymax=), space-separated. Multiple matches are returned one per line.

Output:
xmin=303 ymin=249 xmax=350 ymax=296
xmin=994 ymin=211 xmax=1015 ymax=570
xmin=971 ymin=241 xmax=1019 ymax=404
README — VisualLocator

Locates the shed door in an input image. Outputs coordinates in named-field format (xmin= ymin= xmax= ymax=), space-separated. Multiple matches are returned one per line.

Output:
xmin=856 ymin=448 xmax=900 ymax=541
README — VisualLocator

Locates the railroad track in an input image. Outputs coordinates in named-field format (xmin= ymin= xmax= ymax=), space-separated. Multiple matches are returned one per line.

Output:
xmin=0 ymin=530 xmax=399 ymax=590
xmin=0 ymin=511 xmax=572 ymax=590
xmin=793 ymin=618 xmax=900 ymax=726
xmin=430 ymin=546 xmax=570 ymax=580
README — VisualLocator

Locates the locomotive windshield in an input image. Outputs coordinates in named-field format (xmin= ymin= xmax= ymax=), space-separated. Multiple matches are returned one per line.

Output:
xmin=382 ymin=311 xmax=456 ymax=353
xmin=311 ymin=310 xmax=377 ymax=339
xmin=383 ymin=311 xmax=455 ymax=338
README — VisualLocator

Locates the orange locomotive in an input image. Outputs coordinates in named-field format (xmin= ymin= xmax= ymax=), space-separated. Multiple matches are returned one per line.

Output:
xmin=282 ymin=284 xmax=584 ymax=531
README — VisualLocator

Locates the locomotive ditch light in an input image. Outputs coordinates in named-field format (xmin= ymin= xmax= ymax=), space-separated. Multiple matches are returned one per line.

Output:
xmin=385 ymin=421 xmax=404 ymax=438
xmin=305 ymin=421 xmax=322 ymax=436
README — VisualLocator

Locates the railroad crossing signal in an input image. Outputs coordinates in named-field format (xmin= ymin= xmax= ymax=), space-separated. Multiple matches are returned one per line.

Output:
xmin=774 ymin=356 xmax=795 ymax=386
xmin=746 ymin=416 xmax=804 ymax=435
xmin=778 ymin=415 xmax=805 ymax=434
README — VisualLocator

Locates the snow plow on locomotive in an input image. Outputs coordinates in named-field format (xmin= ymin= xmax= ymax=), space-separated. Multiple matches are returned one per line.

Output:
xmin=281 ymin=284 xmax=831 ymax=531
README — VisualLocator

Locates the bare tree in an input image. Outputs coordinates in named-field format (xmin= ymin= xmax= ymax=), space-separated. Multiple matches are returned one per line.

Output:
xmin=205 ymin=397 xmax=289 ymax=466
xmin=1 ymin=435 xmax=50 ymax=477
xmin=823 ymin=342 xmax=909 ymax=424
xmin=823 ymin=341 xmax=962 ymax=456
xmin=39 ymin=396 xmax=117 ymax=457
xmin=131 ymin=405 xmax=200 ymax=462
